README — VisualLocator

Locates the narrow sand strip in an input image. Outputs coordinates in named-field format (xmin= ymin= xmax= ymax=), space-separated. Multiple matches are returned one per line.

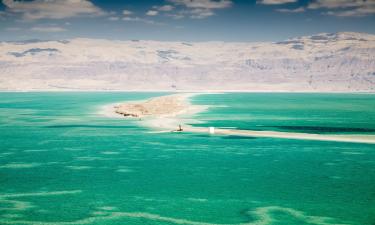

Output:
xmin=184 ymin=127 xmax=375 ymax=144
xmin=113 ymin=94 xmax=375 ymax=144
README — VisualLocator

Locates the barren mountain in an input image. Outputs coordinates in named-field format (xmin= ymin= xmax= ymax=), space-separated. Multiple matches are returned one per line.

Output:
xmin=0 ymin=32 xmax=374 ymax=91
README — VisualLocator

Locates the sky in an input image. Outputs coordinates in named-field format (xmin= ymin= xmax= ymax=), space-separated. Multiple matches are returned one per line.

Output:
xmin=0 ymin=0 xmax=374 ymax=42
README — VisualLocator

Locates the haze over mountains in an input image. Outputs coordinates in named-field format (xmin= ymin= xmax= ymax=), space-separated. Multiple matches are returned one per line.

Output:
xmin=0 ymin=32 xmax=374 ymax=92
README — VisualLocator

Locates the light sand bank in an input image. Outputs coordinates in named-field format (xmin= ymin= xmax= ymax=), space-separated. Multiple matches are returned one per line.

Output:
xmin=113 ymin=94 xmax=375 ymax=144
xmin=184 ymin=127 xmax=375 ymax=144
xmin=115 ymin=94 xmax=198 ymax=118
xmin=113 ymin=93 xmax=207 ymax=130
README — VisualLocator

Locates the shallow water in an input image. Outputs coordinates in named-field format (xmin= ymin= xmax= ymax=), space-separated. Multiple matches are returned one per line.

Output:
xmin=0 ymin=92 xmax=374 ymax=225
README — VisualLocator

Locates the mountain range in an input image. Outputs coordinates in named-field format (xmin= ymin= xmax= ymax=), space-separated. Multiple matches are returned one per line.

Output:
xmin=0 ymin=32 xmax=374 ymax=92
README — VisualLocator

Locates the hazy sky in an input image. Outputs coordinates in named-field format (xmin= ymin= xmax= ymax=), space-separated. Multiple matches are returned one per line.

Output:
xmin=0 ymin=0 xmax=374 ymax=42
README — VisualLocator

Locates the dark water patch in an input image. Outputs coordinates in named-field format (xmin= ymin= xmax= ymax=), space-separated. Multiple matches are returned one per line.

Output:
xmin=222 ymin=136 xmax=258 ymax=140
xmin=192 ymin=134 xmax=214 ymax=138
xmin=256 ymin=125 xmax=375 ymax=134
xmin=45 ymin=125 xmax=137 ymax=129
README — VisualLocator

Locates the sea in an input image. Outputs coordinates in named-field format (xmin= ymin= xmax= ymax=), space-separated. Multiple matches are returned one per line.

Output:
xmin=0 ymin=92 xmax=374 ymax=225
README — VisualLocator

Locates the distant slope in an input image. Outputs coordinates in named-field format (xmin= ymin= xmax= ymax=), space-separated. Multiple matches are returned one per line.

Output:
xmin=0 ymin=32 xmax=374 ymax=91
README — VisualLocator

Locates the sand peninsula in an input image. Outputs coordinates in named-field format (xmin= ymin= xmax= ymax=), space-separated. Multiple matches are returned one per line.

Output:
xmin=113 ymin=93 xmax=206 ymax=131
xmin=115 ymin=94 xmax=195 ymax=118
xmin=113 ymin=94 xmax=375 ymax=144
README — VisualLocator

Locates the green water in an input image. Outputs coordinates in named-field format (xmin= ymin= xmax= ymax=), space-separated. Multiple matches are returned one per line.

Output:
xmin=0 ymin=92 xmax=374 ymax=225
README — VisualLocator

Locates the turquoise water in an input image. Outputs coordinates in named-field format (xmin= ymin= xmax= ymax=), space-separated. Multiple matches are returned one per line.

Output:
xmin=0 ymin=92 xmax=374 ymax=225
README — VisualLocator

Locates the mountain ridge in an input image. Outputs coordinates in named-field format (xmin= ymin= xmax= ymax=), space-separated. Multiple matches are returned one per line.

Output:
xmin=0 ymin=32 xmax=374 ymax=92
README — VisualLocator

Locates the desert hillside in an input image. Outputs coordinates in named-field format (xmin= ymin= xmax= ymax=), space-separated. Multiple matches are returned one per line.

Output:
xmin=0 ymin=32 xmax=374 ymax=91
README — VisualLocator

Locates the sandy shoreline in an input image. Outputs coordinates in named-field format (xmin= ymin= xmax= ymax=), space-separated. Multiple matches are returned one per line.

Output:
xmin=108 ymin=93 xmax=375 ymax=144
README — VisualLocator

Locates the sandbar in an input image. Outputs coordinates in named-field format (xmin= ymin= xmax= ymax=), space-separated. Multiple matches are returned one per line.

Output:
xmin=113 ymin=94 xmax=375 ymax=144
